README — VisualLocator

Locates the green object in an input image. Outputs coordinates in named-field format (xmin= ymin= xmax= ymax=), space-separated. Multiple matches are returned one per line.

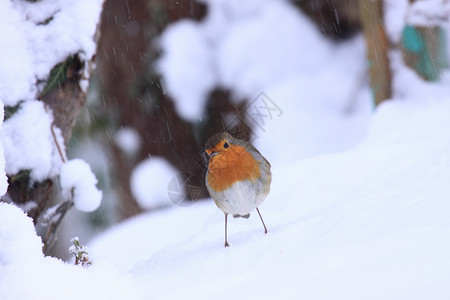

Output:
xmin=402 ymin=25 xmax=424 ymax=53
xmin=402 ymin=25 xmax=448 ymax=81
xmin=39 ymin=55 xmax=78 ymax=98
xmin=4 ymin=104 xmax=20 ymax=121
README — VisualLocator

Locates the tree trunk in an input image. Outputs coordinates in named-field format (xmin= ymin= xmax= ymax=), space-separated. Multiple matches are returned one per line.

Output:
xmin=359 ymin=0 xmax=392 ymax=106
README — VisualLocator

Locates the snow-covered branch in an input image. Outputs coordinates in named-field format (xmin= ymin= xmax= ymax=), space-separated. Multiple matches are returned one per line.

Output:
xmin=0 ymin=0 xmax=104 ymax=250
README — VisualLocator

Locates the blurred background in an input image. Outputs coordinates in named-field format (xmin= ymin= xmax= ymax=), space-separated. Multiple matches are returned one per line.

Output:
xmin=47 ymin=0 xmax=448 ymax=259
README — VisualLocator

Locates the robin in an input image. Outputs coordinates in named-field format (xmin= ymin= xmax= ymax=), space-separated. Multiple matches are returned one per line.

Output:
xmin=205 ymin=132 xmax=272 ymax=247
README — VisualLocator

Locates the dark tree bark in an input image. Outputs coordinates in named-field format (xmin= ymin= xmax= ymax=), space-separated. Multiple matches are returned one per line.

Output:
xmin=293 ymin=0 xmax=361 ymax=40
xmin=41 ymin=55 xmax=87 ymax=145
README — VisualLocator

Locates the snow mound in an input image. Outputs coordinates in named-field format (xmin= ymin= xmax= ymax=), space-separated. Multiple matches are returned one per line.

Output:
xmin=0 ymin=202 xmax=43 ymax=266
xmin=60 ymin=159 xmax=102 ymax=212
xmin=0 ymin=203 xmax=144 ymax=300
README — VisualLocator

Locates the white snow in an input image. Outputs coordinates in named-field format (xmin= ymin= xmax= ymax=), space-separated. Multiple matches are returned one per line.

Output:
xmin=60 ymin=159 xmax=102 ymax=212
xmin=0 ymin=0 xmax=103 ymax=106
xmin=384 ymin=0 xmax=409 ymax=43
xmin=0 ymin=0 xmax=104 ymax=184
xmin=215 ymin=0 xmax=331 ymax=98
xmin=0 ymin=101 xmax=7 ymax=197
xmin=0 ymin=1 xmax=35 ymax=106
xmin=0 ymin=100 xmax=64 ymax=182
xmin=0 ymin=202 xmax=43 ymax=266
xmin=0 ymin=202 xmax=143 ymax=300
xmin=408 ymin=0 xmax=450 ymax=26
xmin=115 ymin=127 xmax=141 ymax=156
xmin=0 ymin=0 xmax=104 ymax=202
xmin=130 ymin=157 xmax=180 ymax=209
xmin=0 ymin=0 xmax=108 ymax=297
xmin=157 ymin=0 xmax=335 ymax=119
xmin=157 ymin=20 xmax=216 ymax=121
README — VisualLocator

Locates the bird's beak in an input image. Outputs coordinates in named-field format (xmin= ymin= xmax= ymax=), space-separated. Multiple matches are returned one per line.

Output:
xmin=205 ymin=148 xmax=217 ymax=158
xmin=205 ymin=149 xmax=217 ymax=158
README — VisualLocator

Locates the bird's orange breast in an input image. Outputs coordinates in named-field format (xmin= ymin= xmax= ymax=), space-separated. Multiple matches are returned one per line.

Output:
xmin=207 ymin=144 xmax=261 ymax=193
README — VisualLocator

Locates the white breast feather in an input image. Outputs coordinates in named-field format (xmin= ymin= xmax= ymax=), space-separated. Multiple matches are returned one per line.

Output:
xmin=210 ymin=179 xmax=268 ymax=215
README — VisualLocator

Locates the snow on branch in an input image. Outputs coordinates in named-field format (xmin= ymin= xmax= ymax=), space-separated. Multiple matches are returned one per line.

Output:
xmin=1 ymin=101 xmax=64 ymax=182
xmin=408 ymin=0 xmax=450 ymax=26
xmin=60 ymin=159 xmax=102 ymax=213
xmin=0 ymin=0 xmax=104 ymax=252
xmin=0 ymin=0 xmax=103 ymax=106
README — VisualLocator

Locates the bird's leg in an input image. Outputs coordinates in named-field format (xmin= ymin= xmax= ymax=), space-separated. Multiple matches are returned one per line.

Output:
xmin=256 ymin=207 xmax=268 ymax=234
xmin=224 ymin=213 xmax=230 ymax=247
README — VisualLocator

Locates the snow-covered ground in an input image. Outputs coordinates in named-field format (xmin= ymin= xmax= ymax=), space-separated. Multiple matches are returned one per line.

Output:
xmin=93 ymin=97 xmax=450 ymax=299
xmin=2 ymin=96 xmax=450 ymax=299
xmin=2 ymin=0 xmax=450 ymax=299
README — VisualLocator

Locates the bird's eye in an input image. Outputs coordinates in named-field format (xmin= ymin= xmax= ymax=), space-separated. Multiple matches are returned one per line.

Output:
xmin=224 ymin=141 xmax=229 ymax=148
